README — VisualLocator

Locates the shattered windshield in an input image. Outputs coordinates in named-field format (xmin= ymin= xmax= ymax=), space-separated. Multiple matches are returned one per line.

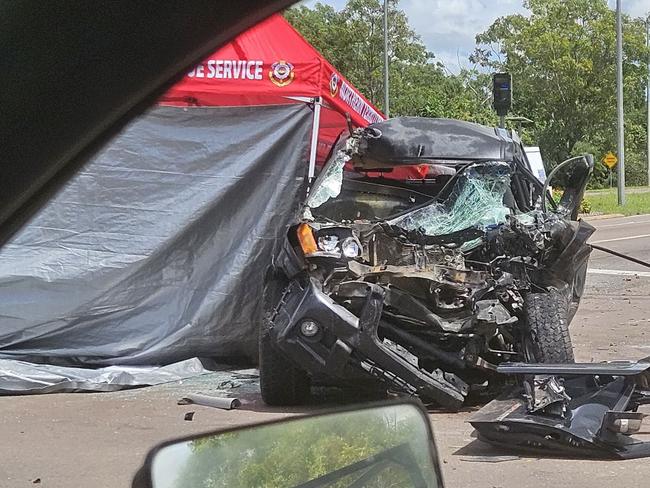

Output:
xmin=305 ymin=147 xmax=349 ymax=209
xmin=390 ymin=162 xmax=512 ymax=236
xmin=306 ymin=153 xmax=513 ymax=235
xmin=304 ymin=144 xmax=428 ymax=222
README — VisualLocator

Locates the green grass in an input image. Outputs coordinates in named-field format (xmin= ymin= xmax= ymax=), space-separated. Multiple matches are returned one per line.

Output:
xmin=583 ymin=187 xmax=650 ymax=216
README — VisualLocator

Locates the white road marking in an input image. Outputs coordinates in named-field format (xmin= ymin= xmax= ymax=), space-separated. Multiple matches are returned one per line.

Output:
xmin=591 ymin=234 xmax=650 ymax=244
xmin=588 ymin=268 xmax=650 ymax=277
xmin=589 ymin=213 xmax=650 ymax=226
xmin=597 ymin=220 xmax=650 ymax=228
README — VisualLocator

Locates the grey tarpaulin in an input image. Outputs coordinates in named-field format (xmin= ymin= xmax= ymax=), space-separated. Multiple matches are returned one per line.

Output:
xmin=0 ymin=104 xmax=312 ymax=383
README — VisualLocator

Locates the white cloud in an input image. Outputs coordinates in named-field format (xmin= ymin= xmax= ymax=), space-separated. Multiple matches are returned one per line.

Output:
xmin=299 ymin=1 xmax=650 ymax=73
xmin=400 ymin=0 xmax=526 ymax=72
xmin=608 ymin=0 xmax=650 ymax=18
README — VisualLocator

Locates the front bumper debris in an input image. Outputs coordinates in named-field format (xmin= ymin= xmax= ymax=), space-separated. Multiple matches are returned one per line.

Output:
xmin=268 ymin=277 xmax=468 ymax=410
xmin=470 ymin=360 xmax=650 ymax=459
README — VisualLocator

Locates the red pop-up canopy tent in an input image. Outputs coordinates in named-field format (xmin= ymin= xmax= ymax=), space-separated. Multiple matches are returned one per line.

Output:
xmin=161 ymin=14 xmax=385 ymax=176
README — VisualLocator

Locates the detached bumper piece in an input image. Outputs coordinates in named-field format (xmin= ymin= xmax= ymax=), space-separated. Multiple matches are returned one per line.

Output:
xmin=269 ymin=278 xmax=467 ymax=410
xmin=470 ymin=360 xmax=650 ymax=459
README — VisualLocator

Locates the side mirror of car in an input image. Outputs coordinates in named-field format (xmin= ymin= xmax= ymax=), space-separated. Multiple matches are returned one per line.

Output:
xmin=543 ymin=154 xmax=594 ymax=220
xmin=132 ymin=400 xmax=444 ymax=488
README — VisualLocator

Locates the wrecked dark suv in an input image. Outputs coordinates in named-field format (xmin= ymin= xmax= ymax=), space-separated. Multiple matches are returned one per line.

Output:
xmin=259 ymin=117 xmax=594 ymax=410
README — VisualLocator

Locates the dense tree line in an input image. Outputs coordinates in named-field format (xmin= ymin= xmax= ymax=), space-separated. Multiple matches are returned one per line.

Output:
xmin=285 ymin=0 xmax=650 ymax=188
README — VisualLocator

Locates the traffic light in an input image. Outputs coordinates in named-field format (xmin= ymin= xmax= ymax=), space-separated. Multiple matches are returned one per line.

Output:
xmin=492 ymin=73 xmax=512 ymax=116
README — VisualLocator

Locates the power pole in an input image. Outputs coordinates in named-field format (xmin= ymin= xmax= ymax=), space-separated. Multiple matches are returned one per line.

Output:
xmin=383 ymin=0 xmax=390 ymax=118
xmin=616 ymin=0 xmax=626 ymax=205
xmin=646 ymin=16 xmax=650 ymax=186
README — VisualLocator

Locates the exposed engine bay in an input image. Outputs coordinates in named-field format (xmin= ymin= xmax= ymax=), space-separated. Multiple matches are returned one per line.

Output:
xmin=260 ymin=117 xmax=595 ymax=410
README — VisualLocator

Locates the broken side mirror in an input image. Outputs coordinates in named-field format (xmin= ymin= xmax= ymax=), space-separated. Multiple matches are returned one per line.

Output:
xmin=132 ymin=400 xmax=444 ymax=488
xmin=542 ymin=154 xmax=594 ymax=220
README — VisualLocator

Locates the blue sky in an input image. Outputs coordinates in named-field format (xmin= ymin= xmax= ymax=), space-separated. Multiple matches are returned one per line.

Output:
xmin=301 ymin=1 xmax=650 ymax=73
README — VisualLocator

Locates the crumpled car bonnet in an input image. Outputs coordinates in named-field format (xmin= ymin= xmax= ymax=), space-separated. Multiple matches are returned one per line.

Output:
xmin=350 ymin=117 xmax=523 ymax=170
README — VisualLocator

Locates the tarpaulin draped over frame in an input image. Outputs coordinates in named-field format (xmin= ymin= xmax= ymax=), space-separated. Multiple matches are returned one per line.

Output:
xmin=0 ymin=104 xmax=311 ymax=367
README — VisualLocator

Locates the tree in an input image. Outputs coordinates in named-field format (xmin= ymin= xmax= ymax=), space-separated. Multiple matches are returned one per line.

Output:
xmin=285 ymin=0 xmax=492 ymax=123
xmin=286 ymin=0 xmax=435 ymax=115
xmin=416 ymin=69 xmax=497 ymax=127
xmin=473 ymin=0 xmax=650 ymax=187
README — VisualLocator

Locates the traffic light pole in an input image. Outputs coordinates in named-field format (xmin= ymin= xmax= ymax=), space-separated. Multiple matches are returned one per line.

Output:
xmin=616 ymin=0 xmax=626 ymax=205
xmin=646 ymin=16 xmax=649 ymax=186
xmin=383 ymin=0 xmax=390 ymax=118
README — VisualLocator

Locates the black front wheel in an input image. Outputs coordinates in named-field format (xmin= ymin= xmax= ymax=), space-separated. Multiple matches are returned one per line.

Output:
xmin=259 ymin=329 xmax=311 ymax=406
xmin=522 ymin=289 xmax=574 ymax=363
xmin=258 ymin=272 xmax=311 ymax=406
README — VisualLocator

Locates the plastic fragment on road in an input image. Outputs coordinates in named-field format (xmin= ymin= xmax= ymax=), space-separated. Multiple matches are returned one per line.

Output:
xmin=178 ymin=393 xmax=242 ymax=410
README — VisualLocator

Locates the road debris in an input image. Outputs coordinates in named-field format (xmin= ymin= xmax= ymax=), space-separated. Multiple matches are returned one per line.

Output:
xmin=178 ymin=393 xmax=241 ymax=410
xmin=470 ymin=359 xmax=650 ymax=459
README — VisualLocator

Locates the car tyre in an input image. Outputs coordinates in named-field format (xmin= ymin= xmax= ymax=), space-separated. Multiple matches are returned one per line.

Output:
xmin=259 ymin=330 xmax=311 ymax=406
xmin=523 ymin=289 xmax=574 ymax=363
xmin=259 ymin=272 xmax=310 ymax=406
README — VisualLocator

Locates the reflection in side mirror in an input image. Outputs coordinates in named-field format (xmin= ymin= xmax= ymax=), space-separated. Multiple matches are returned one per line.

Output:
xmin=137 ymin=401 xmax=442 ymax=488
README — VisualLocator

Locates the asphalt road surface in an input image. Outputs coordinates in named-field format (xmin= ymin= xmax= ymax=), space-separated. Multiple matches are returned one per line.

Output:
xmin=2 ymin=214 xmax=650 ymax=488
xmin=589 ymin=213 xmax=650 ymax=273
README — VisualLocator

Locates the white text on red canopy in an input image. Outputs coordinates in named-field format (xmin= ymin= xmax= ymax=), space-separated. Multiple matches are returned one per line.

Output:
xmin=187 ymin=60 xmax=264 ymax=80
xmin=338 ymin=80 xmax=383 ymax=124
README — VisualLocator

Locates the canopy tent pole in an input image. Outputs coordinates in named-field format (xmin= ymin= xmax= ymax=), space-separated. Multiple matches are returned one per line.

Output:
xmin=308 ymin=97 xmax=322 ymax=180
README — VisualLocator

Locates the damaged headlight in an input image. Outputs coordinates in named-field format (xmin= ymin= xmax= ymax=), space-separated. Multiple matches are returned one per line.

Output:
xmin=297 ymin=224 xmax=362 ymax=259
xmin=317 ymin=235 xmax=339 ymax=252
xmin=316 ymin=234 xmax=362 ymax=258
xmin=341 ymin=237 xmax=361 ymax=258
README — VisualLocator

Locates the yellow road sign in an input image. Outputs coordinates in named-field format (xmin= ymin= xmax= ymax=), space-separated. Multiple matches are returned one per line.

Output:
xmin=603 ymin=152 xmax=618 ymax=169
